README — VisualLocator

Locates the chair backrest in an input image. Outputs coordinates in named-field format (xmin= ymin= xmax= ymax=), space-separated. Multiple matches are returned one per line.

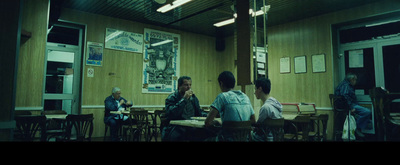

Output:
xmin=310 ymin=114 xmax=329 ymax=141
xmin=329 ymin=94 xmax=350 ymax=111
xmin=292 ymin=115 xmax=311 ymax=141
xmin=370 ymin=87 xmax=400 ymax=140
xmin=156 ymin=110 xmax=169 ymax=129
xmin=221 ymin=120 xmax=252 ymax=142
xmin=129 ymin=110 xmax=148 ymax=129
xmin=262 ymin=118 xmax=285 ymax=141
xmin=153 ymin=110 xmax=165 ymax=125
xmin=42 ymin=110 xmax=68 ymax=131
xmin=15 ymin=110 xmax=32 ymax=116
xmin=65 ymin=114 xmax=94 ymax=141
xmin=14 ymin=115 xmax=46 ymax=141
xmin=41 ymin=110 xmax=67 ymax=115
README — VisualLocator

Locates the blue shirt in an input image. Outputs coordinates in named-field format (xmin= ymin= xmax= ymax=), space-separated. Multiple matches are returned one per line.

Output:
xmin=334 ymin=79 xmax=358 ymax=109
xmin=211 ymin=90 xmax=255 ymax=122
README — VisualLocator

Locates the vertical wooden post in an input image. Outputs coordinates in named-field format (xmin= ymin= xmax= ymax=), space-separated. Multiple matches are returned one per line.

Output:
xmin=236 ymin=0 xmax=251 ymax=86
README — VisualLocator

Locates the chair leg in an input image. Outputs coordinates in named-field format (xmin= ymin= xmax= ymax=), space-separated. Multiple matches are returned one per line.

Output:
xmin=104 ymin=125 xmax=108 ymax=141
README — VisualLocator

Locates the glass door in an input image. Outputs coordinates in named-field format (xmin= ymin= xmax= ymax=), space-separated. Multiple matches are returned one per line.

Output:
xmin=380 ymin=42 xmax=400 ymax=93
xmin=339 ymin=37 xmax=400 ymax=134
xmin=43 ymin=43 xmax=81 ymax=114
xmin=339 ymin=43 xmax=377 ymax=102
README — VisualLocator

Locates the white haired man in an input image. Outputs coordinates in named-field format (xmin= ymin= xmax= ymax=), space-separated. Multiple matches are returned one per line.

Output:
xmin=104 ymin=87 xmax=133 ymax=141
xmin=335 ymin=73 xmax=372 ymax=137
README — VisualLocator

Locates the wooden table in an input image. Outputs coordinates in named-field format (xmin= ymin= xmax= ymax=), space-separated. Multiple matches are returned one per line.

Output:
xmin=170 ymin=118 xmax=221 ymax=128
xmin=45 ymin=114 xmax=68 ymax=120
xmin=282 ymin=113 xmax=298 ymax=120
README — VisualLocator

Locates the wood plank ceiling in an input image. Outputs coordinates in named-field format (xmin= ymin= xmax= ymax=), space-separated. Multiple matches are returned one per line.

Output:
xmin=57 ymin=0 xmax=381 ymax=37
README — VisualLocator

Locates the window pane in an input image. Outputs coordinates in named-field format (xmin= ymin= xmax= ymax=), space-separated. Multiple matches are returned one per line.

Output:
xmin=344 ymin=48 xmax=376 ymax=95
xmin=45 ymin=50 xmax=74 ymax=94
xmin=382 ymin=44 xmax=400 ymax=93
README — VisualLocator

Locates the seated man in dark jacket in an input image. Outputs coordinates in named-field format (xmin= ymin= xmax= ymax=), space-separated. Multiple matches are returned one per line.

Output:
xmin=104 ymin=87 xmax=132 ymax=141
xmin=334 ymin=73 xmax=372 ymax=137
xmin=162 ymin=76 xmax=208 ymax=141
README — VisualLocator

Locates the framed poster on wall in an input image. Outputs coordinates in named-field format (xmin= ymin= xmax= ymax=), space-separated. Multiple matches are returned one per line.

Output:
xmin=294 ymin=55 xmax=307 ymax=74
xmin=86 ymin=41 xmax=103 ymax=66
xmin=312 ymin=54 xmax=326 ymax=73
xmin=280 ymin=57 xmax=290 ymax=73
xmin=142 ymin=28 xmax=180 ymax=94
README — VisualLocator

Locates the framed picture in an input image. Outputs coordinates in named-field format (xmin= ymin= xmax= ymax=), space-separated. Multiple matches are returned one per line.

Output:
xmin=142 ymin=28 xmax=180 ymax=94
xmin=294 ymin=55 xmax=307 ymax=74
xmin=312 ymin=54 xmax=326 ymax=73
xmin=86 ymin=41 xmax=103 ymax=66
xmin=280 ymin=57 xmax=290 ymax=73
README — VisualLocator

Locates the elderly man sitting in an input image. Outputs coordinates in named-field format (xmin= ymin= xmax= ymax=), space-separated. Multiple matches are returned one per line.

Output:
xmin=104 ymin=87 xmax=132 ymax=141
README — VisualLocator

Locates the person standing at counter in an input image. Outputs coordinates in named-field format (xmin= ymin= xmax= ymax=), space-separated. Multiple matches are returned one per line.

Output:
xmin=205 ymin=71 xmax=256 ymax=141
xmin=162 ymin=76 xmax=207 ymax=141
xmin=104 ymin=87 xmax=133 ymax=141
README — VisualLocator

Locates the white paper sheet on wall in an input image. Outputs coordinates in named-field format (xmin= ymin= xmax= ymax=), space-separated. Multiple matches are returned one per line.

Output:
xmin=349 ymin=50 xmax=364 ymax=68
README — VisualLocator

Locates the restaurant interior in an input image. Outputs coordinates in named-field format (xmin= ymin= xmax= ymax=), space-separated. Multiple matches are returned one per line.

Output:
xmin=1 ymin=0 xmax=400 ymax=142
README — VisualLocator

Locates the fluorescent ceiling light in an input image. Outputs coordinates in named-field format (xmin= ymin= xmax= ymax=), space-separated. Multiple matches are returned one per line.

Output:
xmin=156 ymin=0 xmax=192 ymax=13
xmin=157 ymin=4 xmax=172 ymax=13
xmin=214 ymin=5 xmax=270 ymax=27
xmin=214 ymin=18 xmax=235 ymax=27
xmin=151 ymin=40 xmax=173 ymax=47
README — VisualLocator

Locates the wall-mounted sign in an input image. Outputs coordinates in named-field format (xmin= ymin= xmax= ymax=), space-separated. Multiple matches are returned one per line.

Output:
xmin=105 ymin=28 xmax=143 ymax=53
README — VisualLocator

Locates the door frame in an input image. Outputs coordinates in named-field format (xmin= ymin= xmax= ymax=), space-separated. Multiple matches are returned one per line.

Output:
xmin=43 ymin=23 xmax=84 ymax=114
xmin=339 ymin=36 xmax=400 ymax=101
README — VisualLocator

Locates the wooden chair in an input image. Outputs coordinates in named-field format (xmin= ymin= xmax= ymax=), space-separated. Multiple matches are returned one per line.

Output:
xmin=220 ymin=121 xmax=252 ymax=142
xmin=62 ymin=114 xmax=94 ymax=142
xmin=329 ymin=94 xmax=352 ymax=141
xmin=15 ymin=110 xmax=32 ymax=116
xmin=14 ymin=115 xmax=47 ymax=141
xmin=123 ymin=109 xmax=149 ymax=141
xmin=284 ymin=115 xmax=311 ymax=141
xmin=261 ymin=118 xmax=285 ymax=141
xmin=103 ymin=110 xmax=123 ymax=141
xmin=148 ymin=110 xmax=165 ymax=142
xmin=41 ymin=110 xmax=67 ymax=141
xmin=309 ymin=114 xmax=329 ymax=141
xmin=370 ymin=87 xmax=400 ymax=141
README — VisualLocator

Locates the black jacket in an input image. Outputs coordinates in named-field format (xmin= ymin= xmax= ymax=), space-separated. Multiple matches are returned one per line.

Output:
xmin=165 ymin=91 xmax=207 ymax=121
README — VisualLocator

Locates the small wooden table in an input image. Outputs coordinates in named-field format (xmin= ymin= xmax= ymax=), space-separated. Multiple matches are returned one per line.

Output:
xmin=45 ymin=114 xmax=68 ymax=120
xmin=170 ymin=118 xmax=221 ymax=128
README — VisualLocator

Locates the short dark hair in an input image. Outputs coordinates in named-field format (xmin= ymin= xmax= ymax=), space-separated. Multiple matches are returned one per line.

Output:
xmin=255 ymin=77 xmax=271 ymax=94
xmin=218 ymin=71 xmax=235 ymax=89
xmin=178 ymin=76 xmax=191 ymax=87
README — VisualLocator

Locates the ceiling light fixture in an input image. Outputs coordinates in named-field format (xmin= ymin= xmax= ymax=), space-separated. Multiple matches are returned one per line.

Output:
xmin=213 ymin=5 xmax=271 ymax=27
xmin=213 ymin=18 xmax=235 ymax=27
xmin=156 ymin=0 xmax=192 ymax=13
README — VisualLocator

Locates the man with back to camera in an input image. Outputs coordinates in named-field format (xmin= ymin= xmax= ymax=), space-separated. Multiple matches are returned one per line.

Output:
xmin=335 ymin=73 xmax=372 ymax=137
xmin=205 ymin=71 xmax=256 ymax=141
xmin=162 ymin=76 xmax=208 ymax=141
xmin=104 ymin=87 xmax=133 ymax=141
